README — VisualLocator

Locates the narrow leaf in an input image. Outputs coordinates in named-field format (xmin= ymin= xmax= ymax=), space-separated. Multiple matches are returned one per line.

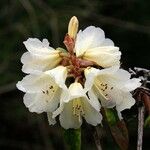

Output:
xmin=144 ymin=115 xmax=150 ymax=127
xmin=105 ymin=108 xmax=129 ymax=150
xmin=63 ymin=128 xmax=81 ymax=150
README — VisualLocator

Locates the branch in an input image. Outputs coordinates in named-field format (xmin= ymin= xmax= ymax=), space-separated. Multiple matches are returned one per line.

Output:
xmin=137 ymin=106 xmax=145 ymax=150
xmin=93 ymin=127 xmax=102 ymax=150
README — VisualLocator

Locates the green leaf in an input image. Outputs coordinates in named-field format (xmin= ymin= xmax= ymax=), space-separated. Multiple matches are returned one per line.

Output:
xmin=105 ymin=108 xmax=129 ymax=150
xmin=144 ymin=115 xmax=150 ymax=127
xmin=105 ymin=108 xmax=119 ymax=126
xmin=63 ymin=128 xmax=81 ymax=150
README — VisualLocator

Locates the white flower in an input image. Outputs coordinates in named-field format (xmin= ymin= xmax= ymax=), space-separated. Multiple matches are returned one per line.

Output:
xmin=52 ymin=82 xmax=102 ymax=129
xmin=16 ymin=66 xmax=67 ymax=125
xmin=74 ymin=26 xmax=121 ymax=68
xmin=17 ymin=16 xmax=140 ymax=128
xmin=84 ymin=66 xmax=141 ymax=116
xmin=22 ymin=38 xmax=62 ymax=74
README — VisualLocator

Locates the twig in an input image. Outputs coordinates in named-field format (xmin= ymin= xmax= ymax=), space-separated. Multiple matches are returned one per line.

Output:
xmin=131 ymin=67 xmax=150 ymax=150
xmin=93 ymin=127 xmax=102 ymax=150
xmin=137 ymin=106 xmax=145 ymax=150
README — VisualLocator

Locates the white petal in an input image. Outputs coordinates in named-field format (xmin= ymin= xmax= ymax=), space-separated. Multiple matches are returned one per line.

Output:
xmin=21 ymin=52 xmax=61 ymax=74
xmin=87 ymin=89 xmax=101 ymax=111
xmin=16 ymin=73 xmax=57 ymax=93
xmin=52 ymin=89 xmax=69 ymax=118
xmin=23 ymin=88 xmax=61 ymax=113
xmin=84 ymin=66 xmax=119 ymax=91
xmin=82 ymin=98 xmax=102 ymax=126
xmin=47 ymin=112 xmax=56 ymax=125
xmin=45 ymin=66 xmax=67 ymax=90
xmin=98 ymin=82 xmax=135 ymax=111
xmin=98 ymin=68 xmax=140 ymax=92
xmin=59 ymin=101 xmax=82 ymax=129
xmin=17 ymin=66 xmax=67 ymax=93
xmin=84 ymin=68 xmax=96 ymax=92
xmin=75 ymin=26 xmax=105 ymax=57
xmin=124 ymin=78 xmax=141 ymax=92
xmin=101 ymin=38 xmax=114 ymax=46
xmin=23 ymin=38 xmax=56 ymax=56
xmin=83 ymin=46 xmax=121 ymax=67
xmin=113 ymin=69 xmax=141 ymax=91
xmin=68 ymin=82 xmax=85 ymax=100
xmin=85 ymin=67 xmax=139 ymax=112
xmin=42 ymin=39 xmax=50 ymax=47
xmin=114 ymin=69 xmax=131 ymax=80
xmin=116 ymin=92 xmax=135 ymax=112
xmin=92 ymin=84 xmax=116 ymax=108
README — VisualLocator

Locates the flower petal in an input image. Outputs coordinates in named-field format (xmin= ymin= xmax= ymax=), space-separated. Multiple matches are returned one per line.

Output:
xmin=52 ymin=89 xmax=69 ymax=118
xmin=17 ymin=66 xmax=67 ymax=93
xmin=23 ymin=38 xmax=55 ymax=55
xmin=69 ymin=82 xmax=85 ymax=99
xmin=23 ymin=88 xmax=61 ymax=113
xmin=85 ymin=66 xmax=140 ymax=112
xmin=115 ymin=92 xmax=135 ymax=112
xmin=75 ymin=26 xmax=105 ymax=56
xmin=84 ymin=66 xmax=119 ymax=91
xmin=87 ymin=89 xmax=101 ymax=111
xmin=47 ymin=112 xmax=56 ymax=125
xmin=101 ymin=38 xmax=114 ymax=46
xmin=124 ymin=78 xmax=141 ymax=92
xmin=16 ymin=73 xmax=57 ymax=93
xmin=45 ymin=66 xmax=67 ymax=90
xmin=83 ymin=46 xmax=121 ymax=67
xmin=82 ymin=98 xmax=102 ymax=126
xmin=59 ymin=101 xmax=82 ymax=129
xmin=21 ymin=51 xmax=61 ymax=74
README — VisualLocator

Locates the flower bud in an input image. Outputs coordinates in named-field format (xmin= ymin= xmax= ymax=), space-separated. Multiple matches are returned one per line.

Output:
xmin=68 ymin=16 xmax=79 ymax=39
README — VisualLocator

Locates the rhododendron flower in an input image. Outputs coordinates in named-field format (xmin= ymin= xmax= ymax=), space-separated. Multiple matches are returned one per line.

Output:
xmin=84 ymin=66 xmax=141 ymax=116
xmin=16 ymin=66 xmax=67 ymax=124
xmin=16 ymin=16 xmax=141 ymax=129
xmin=74 ymin=26 xmax=121 ymax=68
xmin=22 ymin=38 xmax=62 ymax=74
xmin=52 ymin=82 xmax=102 ymax=129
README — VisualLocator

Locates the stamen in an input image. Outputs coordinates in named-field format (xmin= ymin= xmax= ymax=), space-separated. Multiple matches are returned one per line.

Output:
xmin=94 ymin=81 xmax=109 ymax=100
xmin=72 ymin=98 xmax=84 ymax=122
xmin=46 ymin=90 xmax=49 ymax=94
xmin=42 ymin=85 xmax=57 ymax=95
xmin=49 ymin=86 xmax=53 ymax=89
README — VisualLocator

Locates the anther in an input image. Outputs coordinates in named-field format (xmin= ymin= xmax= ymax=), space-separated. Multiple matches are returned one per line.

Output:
xmin=46 ymin=90 xmax=49 ymax=94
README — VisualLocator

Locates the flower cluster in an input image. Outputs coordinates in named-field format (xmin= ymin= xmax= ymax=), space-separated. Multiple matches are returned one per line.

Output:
xmin=17 ymin=16 xmax=141 ymax=129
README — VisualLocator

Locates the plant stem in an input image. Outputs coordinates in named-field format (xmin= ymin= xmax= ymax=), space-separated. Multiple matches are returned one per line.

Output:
xmin=137 ymin=106 xmax=145 ymax=150
xmin=93 ymin=127 xmax=102 ymax=150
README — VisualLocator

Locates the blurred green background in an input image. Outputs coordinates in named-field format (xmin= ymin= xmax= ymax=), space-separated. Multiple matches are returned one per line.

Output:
xmin=0 ymin=0 xmax=150 ymax=149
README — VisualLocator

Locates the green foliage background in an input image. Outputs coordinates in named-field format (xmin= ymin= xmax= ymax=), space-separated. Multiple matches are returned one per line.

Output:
xmin=0 ymin=0 xmax=150 ymax=149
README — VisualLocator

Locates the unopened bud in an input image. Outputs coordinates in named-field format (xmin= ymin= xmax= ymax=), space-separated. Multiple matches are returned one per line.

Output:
xmin=68 ymin=16 xmax=79 ymax=39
